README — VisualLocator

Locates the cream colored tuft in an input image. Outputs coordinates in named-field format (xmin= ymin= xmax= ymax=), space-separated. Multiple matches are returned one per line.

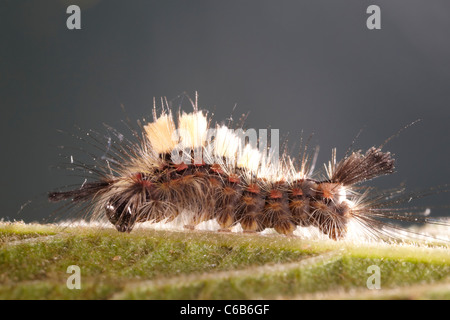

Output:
xmin=144 ymin=113 xmax=178 ymax=154
xmin=178 ymin=111 xmax=208 ymax=149
xmin=237 ymin=144 xmax=261 ymax=172
xmin=213 ymin=125 xmax=240 ymax=160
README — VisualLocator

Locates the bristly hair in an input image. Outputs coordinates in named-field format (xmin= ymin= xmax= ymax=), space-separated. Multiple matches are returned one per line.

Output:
xmin=48 ymin=94 xmax=450 ymax=243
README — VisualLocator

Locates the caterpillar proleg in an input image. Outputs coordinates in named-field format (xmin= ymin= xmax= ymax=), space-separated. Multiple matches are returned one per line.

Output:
xmin=48 ymin=95 xmax=449 ymax=242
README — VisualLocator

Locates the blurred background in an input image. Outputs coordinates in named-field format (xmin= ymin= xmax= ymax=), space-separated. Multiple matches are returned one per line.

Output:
xmin=1 ymin=0 xmax=449 ymax=222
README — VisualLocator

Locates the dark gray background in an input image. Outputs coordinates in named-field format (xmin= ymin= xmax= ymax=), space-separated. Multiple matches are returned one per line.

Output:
xmin=1 ymin=0 xmax=449 ymax=222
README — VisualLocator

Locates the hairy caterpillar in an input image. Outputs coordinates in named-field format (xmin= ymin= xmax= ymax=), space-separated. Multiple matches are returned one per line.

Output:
xmin=48 ymin=95 xmax=449 ymax=242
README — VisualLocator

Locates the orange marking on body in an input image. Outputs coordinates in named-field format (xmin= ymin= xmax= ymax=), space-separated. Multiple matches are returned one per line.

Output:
xmin=211 ymin=163 xmax=224 ymax=174
xmin=269 ymin=189 xmax=283 ymax=199
xmin=292 ymin=188 xmax=303 ymax=196
xmin=175 ymin=162 xmax=189 ymax=172
xmin=142 ymin=180 xmax=152 ymax=188
xmin=228 ymin=174 xmax=240 ymax=184
xmin=247 ymin=183 xmax=260 ymax=194
xmin=318 ymin=183 xmax=338 ymax=199
xmin=322 ymin=189 xmax=333 ymax=199
xmin=132 ymin=173 xmax=152 ymax=188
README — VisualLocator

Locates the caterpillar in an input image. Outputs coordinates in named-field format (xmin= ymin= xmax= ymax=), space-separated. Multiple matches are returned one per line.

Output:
xmin=48 ymin=95 xmax=449 ymax=242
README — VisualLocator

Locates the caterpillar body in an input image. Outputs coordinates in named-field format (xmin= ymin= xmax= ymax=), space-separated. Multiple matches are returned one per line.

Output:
xmin=48 ymin=97 xmax=447 ymax=242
